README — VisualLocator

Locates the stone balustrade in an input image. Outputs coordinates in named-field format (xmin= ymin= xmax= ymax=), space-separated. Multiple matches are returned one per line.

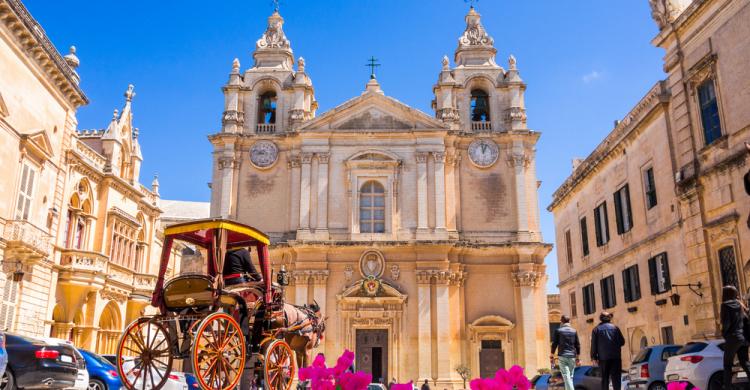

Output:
xmin=60 ymin=249 xmax=108 ymax=272
xmin=471 ymin=121 xmax=492 ymax=131
xmin=256 ymin=123 xmax=276 ymax=133
xmin=2 ymin=219 xmax=52 ymax=256
xmin=74 ymin=138 xmax=107 ymax=171
xmin=133 ymin=273 xmax=157 ymax=291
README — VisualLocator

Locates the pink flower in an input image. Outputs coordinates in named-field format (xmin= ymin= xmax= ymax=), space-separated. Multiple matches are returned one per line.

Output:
xmin=470 ymin=366 xmax=530 ymax=390
xmin=390 ymin=382 xmax=414 ymax=390
xmin=338 ymin=371 xmax=372 ymax=390
xmin=333 ymin=349 xmax=356 ymax=376
xmin=667 ymin=383 xmax=693 ymax=390
xmin=299 ymin=350 xmax=371 ymax=390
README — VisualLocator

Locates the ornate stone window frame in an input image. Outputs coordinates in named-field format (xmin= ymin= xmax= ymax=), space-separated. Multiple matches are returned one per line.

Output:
xmin=707 ymin=217 xmax=744 ymax=290
xmin=686 ymin=54 xmax=727 ymax=150
xmin=467 ymin=315 xmax=515 ymax=379
xmin=345 ymin=150 xmax=402 ymax=241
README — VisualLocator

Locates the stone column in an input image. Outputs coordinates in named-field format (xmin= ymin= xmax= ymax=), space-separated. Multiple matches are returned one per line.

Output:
xmin=217 ymin=153 xmax=238 ymax=218
xmin=52 ymin=322 xmax=74 ymax=340
xmin=312 ymin=271 xmax=329 ymax=356
xmin=316 ymin=153 xmax=330 ymax=238
xmin=433 ymin=152 xmax=447 ymax=234
xmin=294 ymin=272 xmax=309 ymax=306
xmin=417 ymin=271 xmax=433 ymax=381
xmin=435 ymin=273 xmax=452 ymax=383
xmin=513 ymin=267 xmax=541 ymax=373
xmin=509 ymin=143 xmax=529 ymax=238
xmin=288 ymin=155 xmax=301 ymax=231
xmin=416 ymin=153 xmax=429 ymax=238
xmin=298 ymin=153 xmax=313 ymax=235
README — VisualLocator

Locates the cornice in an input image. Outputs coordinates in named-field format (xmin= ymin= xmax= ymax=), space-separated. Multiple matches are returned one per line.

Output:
xmin=0 ymin=0 xmax=88 ymax=107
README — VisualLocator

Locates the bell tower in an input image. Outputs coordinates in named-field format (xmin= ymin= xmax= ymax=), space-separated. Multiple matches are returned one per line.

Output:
xmin=433 ymin=7 xmax=527 ymax=133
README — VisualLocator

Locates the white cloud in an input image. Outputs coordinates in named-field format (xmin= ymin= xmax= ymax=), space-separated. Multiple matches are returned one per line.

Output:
xmin=582 ymin=70 xmax=602 ymax=83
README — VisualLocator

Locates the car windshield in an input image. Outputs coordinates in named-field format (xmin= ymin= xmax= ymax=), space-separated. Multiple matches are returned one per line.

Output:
xmin=632 ymin=348 xmax=651 ymax=364
xmin=661 ymin=346 xmax=681 ymax=360
xmin=675 ymin=342 xmax=707 ymax=355
xmin=83 ymin=350 xmax=115 ymax=367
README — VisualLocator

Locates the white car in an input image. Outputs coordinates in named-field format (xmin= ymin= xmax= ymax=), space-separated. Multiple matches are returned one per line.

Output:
xmin=40 ymin=338 xmax=88 ymax=390
xmin=121 ymin=359 xmax=188 ymax=390
xmin=664 ymin=339 xmax=725 ymax=390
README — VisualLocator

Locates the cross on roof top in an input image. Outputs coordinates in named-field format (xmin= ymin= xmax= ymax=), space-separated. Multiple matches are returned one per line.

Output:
xmin=464 ymin=0 xmax=479 ymax=8
xmin=366 ymin=56 xmax=381 ymax=79
xmin=271 ymin=0 xmax=281 ymax=12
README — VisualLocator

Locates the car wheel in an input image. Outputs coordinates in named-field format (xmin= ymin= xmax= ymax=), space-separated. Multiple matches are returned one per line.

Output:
xmin=88 ymin=379 xmax=106 ymax=390
xmin=0 ymin=370 xmax=15 ymax=390
xmin=648 ymin=382 xmax=666 ymax=390
xmin=707 ymin=372 xmax=723 ymax=390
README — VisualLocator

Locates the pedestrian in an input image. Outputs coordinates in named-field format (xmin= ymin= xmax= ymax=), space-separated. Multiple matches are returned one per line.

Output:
xmin=420 ymin=379 xmax=431 ymax=390
xmin=721 ymin=285 xmax=750 ymax=389
xmin=551 ymin=315 xmax=580 ymax=390
xmin=590 ymin=311 xmax=625 ymax=390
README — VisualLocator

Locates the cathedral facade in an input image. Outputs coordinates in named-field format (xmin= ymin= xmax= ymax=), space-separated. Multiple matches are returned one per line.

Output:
xmin=209 ymin=8 xmax=551 ymax=384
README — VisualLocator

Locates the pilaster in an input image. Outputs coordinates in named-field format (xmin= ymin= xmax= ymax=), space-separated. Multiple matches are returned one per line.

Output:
xmin=512 ymin=267 xmax=542 ymax=373
xmin=433 ymin=152 xmax=448 ymax=237
xmin=416 ymin=271 xmax=433 ymax=381
xmin=316 ymin=153 xmax=330 ymax=239
xmin=298 ymin=153 xmax=313 ymax=237
xmin=508 ymin=142 xmax=530 ymax=239
xmin=293 ymin=271 xmax=310 ymax=306
xmin=416 ymin=152 xmax=429 ymax=238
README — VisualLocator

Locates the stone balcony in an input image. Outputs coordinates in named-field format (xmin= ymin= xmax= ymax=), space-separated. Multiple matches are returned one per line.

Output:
xmin=2 ymin=219 xmax=52 ymax=260
xmin=471 ymin=121 xmax=492 ymax=131
xmin=58 ymin=249 xmax=157 ymax=300
xmin=256 ymin=123 xmax=276 ymax=133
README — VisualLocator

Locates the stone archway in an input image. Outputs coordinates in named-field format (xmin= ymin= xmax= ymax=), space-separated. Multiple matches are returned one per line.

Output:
xmin=96 ymin=301 xmax=122 ymax=355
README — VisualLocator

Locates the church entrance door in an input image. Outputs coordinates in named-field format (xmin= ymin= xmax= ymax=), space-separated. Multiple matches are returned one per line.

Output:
xmin=356 ymin=329 xmax=388 ymax=384
xmin=479 ymin=340 xmax=504 ymax=378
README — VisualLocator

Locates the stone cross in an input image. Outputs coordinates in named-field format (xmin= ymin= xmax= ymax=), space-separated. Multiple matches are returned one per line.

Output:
xmin=271 ymin=0 xmax=281 ymax=12
xmin=366 ymin=56 xmax=381 ymax=79
xmin=464 ymin=0 xmax=479 ymax=8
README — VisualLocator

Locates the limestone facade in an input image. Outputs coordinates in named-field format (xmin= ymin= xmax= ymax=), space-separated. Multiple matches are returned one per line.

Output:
xmin=210 ymin=7 xmax=551 ymax=384
xmin=549 ymin=0 xmax=750 ymax=364
xmin=0 ymin=0 xmax=168 ymax=356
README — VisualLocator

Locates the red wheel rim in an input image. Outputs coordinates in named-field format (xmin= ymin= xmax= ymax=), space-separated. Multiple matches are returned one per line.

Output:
xmin=264 ymin=340 xmax=296 ymax=390
xmin=192 ymin=312 xmax=246 ymax=390
xmin=117 ymin=318 xmax=173 ymax=390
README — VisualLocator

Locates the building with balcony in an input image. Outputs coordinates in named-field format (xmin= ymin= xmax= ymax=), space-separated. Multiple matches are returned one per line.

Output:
xmin=548 ymin=0 xmax=750 ymax=363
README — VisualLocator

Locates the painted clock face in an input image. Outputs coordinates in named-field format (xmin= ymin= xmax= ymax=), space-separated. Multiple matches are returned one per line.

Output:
xmin=468 ymin=139 xmax=499 ymax=168
xmin=249 ymin=141 xmax=278 ymax=168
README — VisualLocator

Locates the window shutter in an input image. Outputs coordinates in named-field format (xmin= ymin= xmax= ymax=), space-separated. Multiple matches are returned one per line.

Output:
xmin=633 ymin=264 xmax=641 ymax=300
xmin=661 ymin=254 xmax=671 ymax=291
xmin=614 ymin=190 xmax=623 ymax=234
xmin=622 ymin=269 xmax=631 ymax=302
xmin=602 ymin=203 xmax=610 ymax=242
xmin=594 ymin=208 xmax=603 ymax=246
xmin=648 ymin=256 xmax=658 ymax=295
xmin=625 ymin=185 xmax=633 ymax=230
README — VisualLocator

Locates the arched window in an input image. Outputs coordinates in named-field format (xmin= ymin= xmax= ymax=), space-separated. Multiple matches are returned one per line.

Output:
xmin=360 ymin=181 xmax=385 ymax=233
xmin=258 ymin=92 xmax=277 ymax=124
xmin=470 ymin=89 xmax=490 ymax=122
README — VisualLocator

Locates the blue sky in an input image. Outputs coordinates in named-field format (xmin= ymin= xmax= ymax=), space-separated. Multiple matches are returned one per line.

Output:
xmin=25 ymin=1 xmax=666 ymax=292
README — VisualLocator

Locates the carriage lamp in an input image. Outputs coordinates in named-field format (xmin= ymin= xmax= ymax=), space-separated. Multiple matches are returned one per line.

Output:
xmin=669 ymin=282 xmax=703 ymax=306
xmin=277 ymin=265 xmax=290 ymax=286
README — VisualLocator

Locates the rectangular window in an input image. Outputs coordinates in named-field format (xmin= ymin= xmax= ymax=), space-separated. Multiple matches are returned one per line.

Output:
xmin=580 ymin=217 xmax=590 ymax=257
xmin=697 ymin=79 xmax=722 ymax=145
xmin=648 ymin=252 xmax=672 ymax=295
xmin=569 ymin=291 xmax=577 ymax=318
xmin=14 ymin=163 xmax=36 ymax=221
xmin=594 ymin=202 xmax=610 ymax=246
xmin=718 ymin=246 xmax=739 ymax=289
xmin=565 ymin=229 xmax=573 ymax=266
xmin=613 ymin=184 xmax=633 ymax=234
xmin=600 ymin=275 xmax=617 ymax=309
xmin=582 ymin=284 xmax=596 ymax=315
xmin=661 ymin=326 xmax=675 ymax=345
xmin=644 ymin=167 xmax=658 ymax=209
xmin=0 ymin=278 xmax=19 ymax=332
xmin=622 ymin=264 xmax=642 ymax=303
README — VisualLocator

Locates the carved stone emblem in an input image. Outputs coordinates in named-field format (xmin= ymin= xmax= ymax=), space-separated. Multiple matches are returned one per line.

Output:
xmin=458 ymin=8 xmax=494 ymax=48
xmin=359 ymin=250 xmax=385 ymax=278
xmin=249 ymin=140 xmax=278 ymax=169
xmin=361 ymin=276 xmax=382 ymax=297
xmin=344 ymin=265 xmax=354 ymax=283
xmin=256 ymin=12 xmax=291 ymax=50
xmin=468 ymin=139 xmax=499 ymax=168
xmin=390 ymin=264 xmax=400 ymax=281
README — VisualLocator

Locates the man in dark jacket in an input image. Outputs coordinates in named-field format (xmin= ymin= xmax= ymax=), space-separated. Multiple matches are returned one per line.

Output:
xmin=591 ymin=311 xmax=625 ymax=390
xmin=551 ymin=315 xmax=580 ymax=390
xmin=223 ymin=248 xmax=261 ymax=286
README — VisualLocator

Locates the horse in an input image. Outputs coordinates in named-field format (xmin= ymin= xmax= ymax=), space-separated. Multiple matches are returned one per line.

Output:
xmin=279 ymin=301 xmax=326 ymax=368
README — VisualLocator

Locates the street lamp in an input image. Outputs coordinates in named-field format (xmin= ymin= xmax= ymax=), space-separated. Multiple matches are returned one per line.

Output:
xmin=669 ymin=282 xmax=703 ymax=306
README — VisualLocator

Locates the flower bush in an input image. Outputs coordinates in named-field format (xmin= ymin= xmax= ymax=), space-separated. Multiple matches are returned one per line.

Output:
xmin=666 ymin=383 xmax=694 ymax=390
xmin=469 ymin=366 xmax=531 ymax=390
xmin=298 ymin=350 xmax=372 ymax=390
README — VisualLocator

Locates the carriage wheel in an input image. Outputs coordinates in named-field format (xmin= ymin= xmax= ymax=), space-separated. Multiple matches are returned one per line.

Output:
xmin=117 ymin=317 xmax=173 ymax=390
xmin=264 ymin=340 xmax=296 ymax=390
xmin=192 ymin=312 xmax=246 ymax=390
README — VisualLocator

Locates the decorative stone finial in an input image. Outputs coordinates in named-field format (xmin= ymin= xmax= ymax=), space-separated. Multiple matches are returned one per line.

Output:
xmin=297 ymin=57 xmax=305 ymax=72
xmin=508 ymin=54 xmax=517 ymax=70
xmin=442 ymin=55 xmax=450 ymax=70
xmin=458 ymin=6 xmax=494 ymax=48
xmin=151 ymin=174 xmax=160 ymax=194
xmin=232 ymin=58 xmax=240 ymax=73
xmin=133 ymin=127 xmax=139 ymax=139
xmin=256 ymin=11 xmax=291 ymax=50
xmin=364 ymin=77 xmax=383 ymax=95
xmin=124 ymin=84 xmax=135 ymax=102
xmin=112 ymin=109 xmax=119 ymax=121
xmin=64 ymin=46 xmax=80 ymax=69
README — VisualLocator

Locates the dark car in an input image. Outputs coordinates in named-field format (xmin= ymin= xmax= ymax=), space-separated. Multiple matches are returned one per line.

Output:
xmin=0 ymin=333 xmax=78 ymax=389
xmin=628 ymin=344 xmax=682 ymax=390
xmin=549 ymin=366 xmax=627 ymax=390
xmin=79 ymin=350 xmax=121 ymax=390
xmin=531 ymin=373 xmax=552 ymax=390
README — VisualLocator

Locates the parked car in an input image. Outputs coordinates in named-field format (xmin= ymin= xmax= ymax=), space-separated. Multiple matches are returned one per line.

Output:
xmin=100 ymin=355 xmax=116 ymax=366
xmin=121 ymin=359 xmax=188 ymax=390
xmin=1 ymin=333 xmax=78 ymax=389
xmin=184 ymin=373 xmax=199 ymax=389
xmin=367 ymin=384 xmax=387 ymax=390
xmin=628 ymin=344 xmax=682 ymax=390
xmin=664 ymin=340 xmax=724 ymax=390
xmin=549 ymin=366 xmax=626 ymax=390
xmin=41 ymin=338 xmax=88 ymax=390
xmin=531 ymin=373 xmax=552 ymax=390
xmin=0 ymin=332 xmax=7 ymax=381
xmin=78 ymin=350 xmax=121 ymax=390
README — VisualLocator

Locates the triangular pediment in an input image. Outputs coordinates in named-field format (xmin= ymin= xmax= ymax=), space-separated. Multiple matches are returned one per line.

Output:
xmin=299 ymin=91 xmax=448 ymax=132
xmin=337 ymin=277 xmax=407 ymax=302
xmin=0 ymin=92 xmax=8 ymax=117
xmin=20 ymin=130 xmax=54 ymax=161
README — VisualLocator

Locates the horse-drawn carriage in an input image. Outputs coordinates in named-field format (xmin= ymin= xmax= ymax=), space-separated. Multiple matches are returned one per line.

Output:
xmin=115 ymin=219 xmax=323 ymax=390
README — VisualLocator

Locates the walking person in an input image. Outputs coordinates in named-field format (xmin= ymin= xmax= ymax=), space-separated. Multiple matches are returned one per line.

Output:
xmin=551 ymin=315 xmax=580 ymax=390
xmin=721 ymin=285 xmax=750 ymax=389
xmin=590 ymin=311 xmax=625 ymax=390
xmin=420 ymin=379 xmax=431 ymax=390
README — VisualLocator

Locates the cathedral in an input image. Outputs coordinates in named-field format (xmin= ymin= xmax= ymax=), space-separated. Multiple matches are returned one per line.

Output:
xmin=209 ymin=7 xmax=552 ymax=385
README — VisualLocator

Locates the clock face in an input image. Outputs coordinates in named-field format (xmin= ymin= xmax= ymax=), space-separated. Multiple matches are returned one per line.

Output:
xmin=468 ymin=139 xmax=499 ymax=168
xmin=249 ymin=141 xmax=278 ymax=169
